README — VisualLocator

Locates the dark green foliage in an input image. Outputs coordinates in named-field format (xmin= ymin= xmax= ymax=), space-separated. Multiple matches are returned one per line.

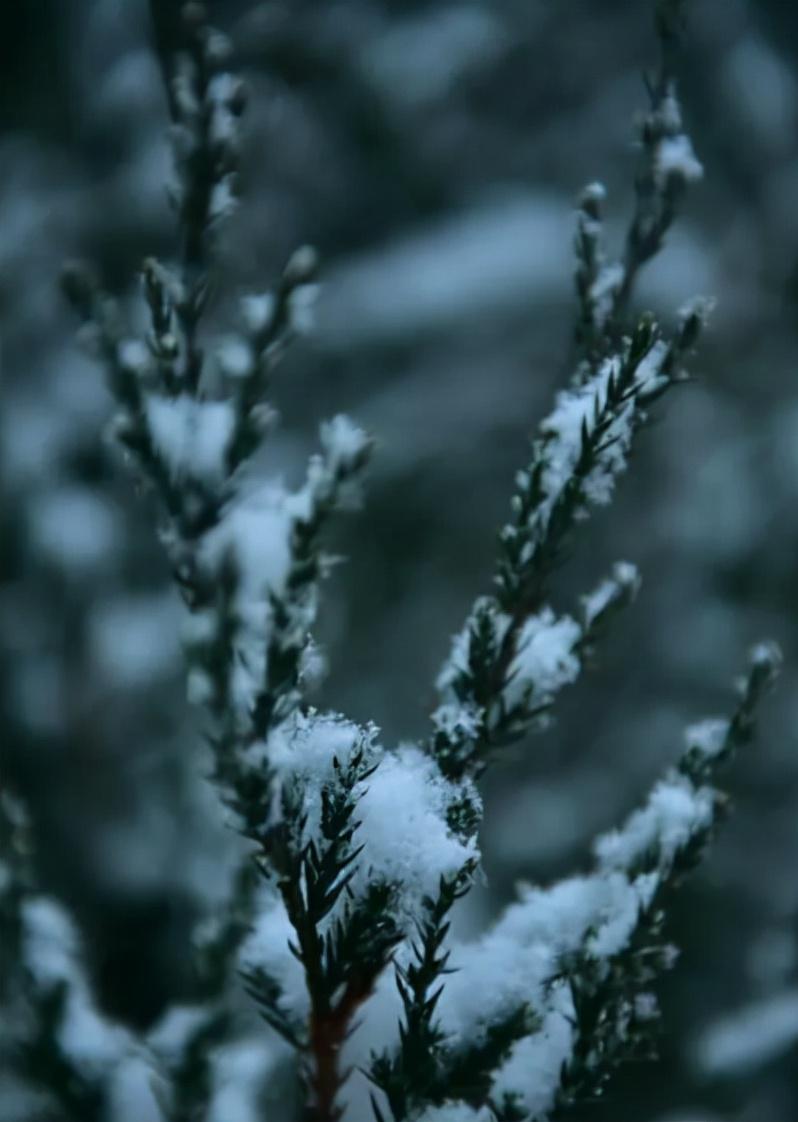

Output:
xmin=268 ymin=744 xmax=401 ymax=1019
xmin=369 ymin=865 xmax=488 ymax=1120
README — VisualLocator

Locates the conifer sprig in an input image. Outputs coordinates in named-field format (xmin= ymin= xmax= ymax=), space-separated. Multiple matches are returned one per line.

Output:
xmin=552 ymin=642 xmax=782 ymax=1114
xmin=369 ymin=865 xmax=476 ymax=1120
xmin=431 ymin=0 xmax=706 ymax=786
xmin=574 ymin=0 xmax=701 ymax=367
xmin=262 ymin=739 xmax=403 ymax=1121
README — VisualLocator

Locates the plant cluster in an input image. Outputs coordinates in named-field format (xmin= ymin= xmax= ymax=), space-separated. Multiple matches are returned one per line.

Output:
xmin=0 ymin=3 xmax=781 ymax=1121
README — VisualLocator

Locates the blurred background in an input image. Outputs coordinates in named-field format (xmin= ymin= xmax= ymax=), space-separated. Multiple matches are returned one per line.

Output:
xmin=2 ymin=0 xmax=798 ymax=1119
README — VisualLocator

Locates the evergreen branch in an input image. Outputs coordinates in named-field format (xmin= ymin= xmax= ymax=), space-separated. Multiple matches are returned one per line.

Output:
xmin=574 ymin=0 xmax=700 ymax=366
xmin=166 ymin=3 xmax=242 ymax=391
xmin=369 ymin=865 xmax=475 ymax=1120
xmin=619 ymin=0 xmax=691 ymax=316
xmin=60 ymin=263 xmax=185 ymax=523
xmin=427 ymin=0 xmax=706 ymax=786
xmin=264 ymin=740 xmax=402 ymax=1122
xmin=226 ymin=246 xmax=320 ymax=474
xmin=250 ymin=421 xmax=374 ymax=741
xmin=552 ymin=642 xmax=781 ymax=1114
xmin=432 ymin=312 xmax=703 ymax=781
xmin=63 ymin=0 xmax=371 ymax=859
xmin=241 ymin=962 xmax=307 ymax=1050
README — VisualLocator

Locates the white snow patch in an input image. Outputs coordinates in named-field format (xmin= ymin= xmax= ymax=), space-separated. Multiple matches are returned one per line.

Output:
xmin=355 ymin=744 xmax=480 ymax=920
xmin=683 ymin=718 xmax=730 ymax=762
xmin=655 ymin=134 xmax=704 ymax=185
xmin=491 ymin=984 xmax=575 ymax=1120
xmin=506 ymin=608 xmax=582 ymax=708
xmin=145 ymin=394 xmax=235 ymax=482
xmin=594 ymin=772 xmax=715 ymax=873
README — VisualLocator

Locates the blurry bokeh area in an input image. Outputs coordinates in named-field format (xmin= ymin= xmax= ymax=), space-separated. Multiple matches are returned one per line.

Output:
xmin=2 ymin=1 xmax=798 ymax=1118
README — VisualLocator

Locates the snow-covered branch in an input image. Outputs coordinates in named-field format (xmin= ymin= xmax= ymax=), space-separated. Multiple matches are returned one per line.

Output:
xmin=1 ymin=2 xmax=783 ymax=1122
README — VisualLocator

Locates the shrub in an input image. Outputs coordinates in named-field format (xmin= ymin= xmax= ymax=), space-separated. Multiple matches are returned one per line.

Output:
xmin=0 ymin=2 xmax=781 ymax=1121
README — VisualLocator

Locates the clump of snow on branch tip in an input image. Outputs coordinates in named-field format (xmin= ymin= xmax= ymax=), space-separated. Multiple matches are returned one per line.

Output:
xmin=353 ymin=744 xmax=480 ymax=921
xmin=654 ymin=134 xmax=704 ymax=187
xmin=582 ymin=561 xmax=641 ymax=629
xmin=437 ymin=872 xmax=656 ymax=1048
xmin=298 ymin=414 xmax=373 ymax=515
xmin=683 ymin=717 xmax=730 ymax=762
xmin=267 ymin=710 xmax=379 ymax=839
xmin=319 ymin=414 xmax=372 ymax=474
xmin=505 ymin=608 xmax=582 ymax=710
xmin=750 ymin=638 xmax=783 ymax=674
xmin=593 ymin=772 xmax=715 ymax=874
xmin=145 ymin=394 xmax=235 ymax=482
xmin=538 ymin=340 xmax=669 ymax=515
xmin=435 ymin=596 xmax=511 ymax=696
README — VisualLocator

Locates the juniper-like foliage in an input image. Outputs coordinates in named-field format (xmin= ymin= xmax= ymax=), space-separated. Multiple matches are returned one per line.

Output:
xmin=0 ymin=2 xmax=783 ymax=1121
